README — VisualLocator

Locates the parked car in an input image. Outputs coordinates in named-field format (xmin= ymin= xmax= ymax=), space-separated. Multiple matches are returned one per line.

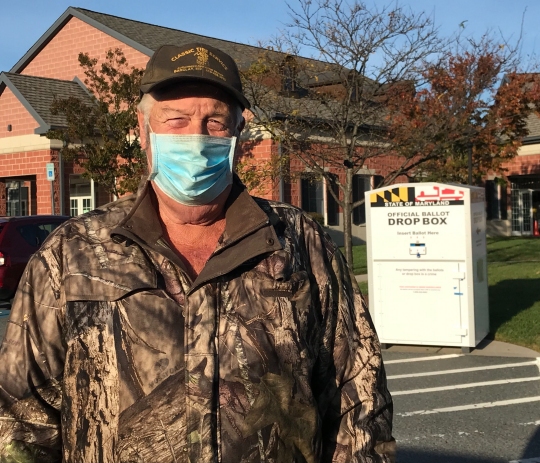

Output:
xmin=0 ymin=215 xmax=70 ymax=300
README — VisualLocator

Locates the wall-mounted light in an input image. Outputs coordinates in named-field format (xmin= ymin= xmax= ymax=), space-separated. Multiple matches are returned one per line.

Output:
xmin=7 ymin=124 xmax=12 ymax=132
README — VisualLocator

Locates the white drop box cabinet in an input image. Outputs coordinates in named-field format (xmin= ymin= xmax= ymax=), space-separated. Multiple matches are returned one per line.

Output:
xmin=365 ymin=183 xmax=489 ymax=351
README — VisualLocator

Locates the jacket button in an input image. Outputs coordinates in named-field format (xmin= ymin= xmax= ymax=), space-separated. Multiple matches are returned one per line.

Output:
xmin=266 ymin=238 xmax=274 ymax=245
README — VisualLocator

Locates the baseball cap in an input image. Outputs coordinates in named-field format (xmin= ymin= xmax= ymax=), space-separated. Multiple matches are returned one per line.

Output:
xmin=140 ymin=43 xmax=251 ymax=110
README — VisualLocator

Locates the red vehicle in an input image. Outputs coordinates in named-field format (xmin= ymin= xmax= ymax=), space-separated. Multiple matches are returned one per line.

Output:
xmin=0 ymin=215 xmax=70 ymax=300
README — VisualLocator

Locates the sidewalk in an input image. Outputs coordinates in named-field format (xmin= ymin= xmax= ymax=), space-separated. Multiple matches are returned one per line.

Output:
xmin=355 ymin=274 xmax=540 ymax=358
xmin=382 ymin=338 xmax=540 ymax=358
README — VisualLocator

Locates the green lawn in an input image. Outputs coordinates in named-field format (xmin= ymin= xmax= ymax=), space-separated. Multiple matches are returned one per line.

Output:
xmin=350 ymin=245 xmax=368 ymax=275
xmin=486 ymin=238 xmax=540 ymax=352
xmin=348 ymin=237 xmax=540 ymax=352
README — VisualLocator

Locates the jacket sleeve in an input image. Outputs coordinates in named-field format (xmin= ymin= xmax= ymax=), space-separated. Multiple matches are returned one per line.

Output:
xmin=0 ymin=245 xmax=64 ymax=462
xmin=316 ymin=244 xmax=395 ymax=463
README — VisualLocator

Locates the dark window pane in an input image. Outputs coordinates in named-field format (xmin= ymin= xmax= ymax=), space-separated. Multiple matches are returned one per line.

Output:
xmin=301 ymin=177 xmax=323 ymax=214
xmin=500 ymin=184 xmax=508 ymax=220
xmin=353 ymin=175 xmax=369 ymax=225
xmin=326 ymin=175 xmax=339 ymax=226
xmin=17 ymin=225 xmax=40 ymax=247
xmin=485 ymin=180 xmax=495 ymax=220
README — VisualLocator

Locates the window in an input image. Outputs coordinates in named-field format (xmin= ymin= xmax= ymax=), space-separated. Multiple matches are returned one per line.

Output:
xmin=301 ymin=175 xmax=324 ymax=215
xmin=69 ymin=175 xmax=93 ymax=217
xmin=353 ymin=175 xmax=371 ymax=225
xmin=486 ymin=179 xmax=508 ymax=220
xmin=301 ymin=174 xmax=340 ymax=226
xmin=17 ymin=222 xmax=64 ymax=247
xmin=6 ymin=181 xmax=29 ymax=216
xmin=326 ymin=176 xmax=339 ymax=226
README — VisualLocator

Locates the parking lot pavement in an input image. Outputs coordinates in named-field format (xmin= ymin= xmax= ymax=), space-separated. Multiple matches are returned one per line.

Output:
xmin=383 ymin=351 xmax=540 ymax=462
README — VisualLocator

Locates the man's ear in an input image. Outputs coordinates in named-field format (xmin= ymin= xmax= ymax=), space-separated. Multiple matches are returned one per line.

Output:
xmin=233 ymin=120 xmax=245 ymax=164
xmin=137 ymin=111 xmax=147 ymax=149
xmin=235 ymin=117 xmax=245 ymax=137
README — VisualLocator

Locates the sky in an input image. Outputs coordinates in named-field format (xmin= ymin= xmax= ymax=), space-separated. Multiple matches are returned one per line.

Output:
xmin=1 ymin=0 xmax=540 ymax=72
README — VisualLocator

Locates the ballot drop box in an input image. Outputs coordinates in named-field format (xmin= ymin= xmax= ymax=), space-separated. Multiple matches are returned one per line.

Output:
xmin=365 ymin=183 xmax=489 ymax=351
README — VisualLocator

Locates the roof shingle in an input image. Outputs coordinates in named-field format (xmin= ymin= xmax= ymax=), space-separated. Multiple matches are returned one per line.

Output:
xmin=73 ymin=8 xmax=267 ymax=69
xmin=1 ymin=72 xmax=93 ymax=130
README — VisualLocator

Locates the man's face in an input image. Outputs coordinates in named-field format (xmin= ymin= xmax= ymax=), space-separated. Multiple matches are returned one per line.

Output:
xmin=137 ymin=83 xmax=245 ymax=218
xmin=139 ymin=84 xmax=242 ymax=157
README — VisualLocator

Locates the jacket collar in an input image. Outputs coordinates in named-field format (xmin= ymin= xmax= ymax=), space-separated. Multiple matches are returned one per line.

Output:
xmin=110 ymin=178 xmax=281 ymax=288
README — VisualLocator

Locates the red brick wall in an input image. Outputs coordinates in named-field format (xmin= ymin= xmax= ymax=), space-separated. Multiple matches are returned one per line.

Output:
xmin=20 ymin=16 xmax=150 ymax=81
xmin=0 ymin=149 xmax=56 ymax=214
xmin=503 ymin=152 xmax=540 ymax=176
xmin=0 ymin=15 xmax=148 ymax=215
xmin=0 ymin=87 xmax=39 ymax=137
xmin=239 ymin=138 xmax=281 ymax=201
xmin=238 ymin=138 xmax=409 ymax=210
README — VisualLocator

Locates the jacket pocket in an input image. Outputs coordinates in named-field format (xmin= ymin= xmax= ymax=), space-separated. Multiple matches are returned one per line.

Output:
xmin=225 ymin=269 xmax=319 ymax=375
xmin=64 ymin=262 xmax=158 ymax=302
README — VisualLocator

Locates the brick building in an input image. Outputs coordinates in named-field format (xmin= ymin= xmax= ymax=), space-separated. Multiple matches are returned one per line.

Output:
xmin=484 ymin=113 xmax=540 ymax=237
xmin=1 ymin=6 xmax=539 ymax=240
xmin=0 ymin=7 xmax=383 ymax=243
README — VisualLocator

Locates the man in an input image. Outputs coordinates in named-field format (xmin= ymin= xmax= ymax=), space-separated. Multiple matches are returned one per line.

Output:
xmin=0 ymin=43 xmax=394 ymax=462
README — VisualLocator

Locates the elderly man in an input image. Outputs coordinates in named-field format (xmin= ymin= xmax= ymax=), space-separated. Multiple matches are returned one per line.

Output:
xmin=0 ymin=43 xmax=394 ymax=462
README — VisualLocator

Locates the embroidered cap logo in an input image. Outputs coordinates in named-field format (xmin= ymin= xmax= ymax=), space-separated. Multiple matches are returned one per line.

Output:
xmin=195 ymin=47 xmax=209 ymax=67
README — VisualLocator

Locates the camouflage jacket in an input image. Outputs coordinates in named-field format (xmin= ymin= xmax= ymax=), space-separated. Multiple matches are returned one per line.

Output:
xmin=0 ymin=181 xmax=394 ymax=463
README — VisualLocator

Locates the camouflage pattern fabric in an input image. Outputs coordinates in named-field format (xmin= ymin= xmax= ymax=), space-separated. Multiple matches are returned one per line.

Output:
xmin=0 ymin=181 xmax=394 ymax=462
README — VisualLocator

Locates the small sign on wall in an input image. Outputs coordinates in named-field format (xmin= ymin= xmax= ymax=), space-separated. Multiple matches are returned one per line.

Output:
xmin=46 ymin=163 xmax=55 ymax=181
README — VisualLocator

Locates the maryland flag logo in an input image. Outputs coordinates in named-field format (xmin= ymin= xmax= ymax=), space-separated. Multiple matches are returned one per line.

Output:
xmin=370 ymin=186 xmax=415 ymax=206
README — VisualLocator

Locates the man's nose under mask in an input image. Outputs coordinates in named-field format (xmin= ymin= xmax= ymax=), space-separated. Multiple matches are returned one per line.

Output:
xmin=148 ymin=133 xmax=236 ymax=206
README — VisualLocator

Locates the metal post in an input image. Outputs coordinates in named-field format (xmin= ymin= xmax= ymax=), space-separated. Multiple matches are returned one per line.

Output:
xmin=50 ymin=181 xmax=55 ymax=215
xmin=90 ymin=178 xmax=95 ymax=210
xmin=59 ymin=151 xmax=64 ymax=215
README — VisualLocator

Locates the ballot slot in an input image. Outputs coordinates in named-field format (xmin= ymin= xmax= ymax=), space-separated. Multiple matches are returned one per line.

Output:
xmin=409 ymin=242 xmax=426 ymax=255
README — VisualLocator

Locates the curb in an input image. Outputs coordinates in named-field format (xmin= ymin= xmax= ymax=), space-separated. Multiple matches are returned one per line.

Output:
xmin=382 ymin=339 xmax=540 ymax=358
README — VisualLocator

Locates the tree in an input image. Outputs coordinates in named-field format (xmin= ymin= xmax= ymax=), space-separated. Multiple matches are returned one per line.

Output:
xmin=386 ymin=35 xmax=540 ymax=185
xmin=242 ymin=0 xmax=445 ymax=269
xmin=47 ymin=48 xmax=146 ymax=197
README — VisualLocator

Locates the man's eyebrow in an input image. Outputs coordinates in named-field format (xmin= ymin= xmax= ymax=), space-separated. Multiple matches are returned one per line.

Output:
xmin=208 ymin=111 xmax=231 ymax=119
xmin=158 ymin=107 xmax=191 ymax=117
xmin=158 ymin=107 xmax=232 ymax=120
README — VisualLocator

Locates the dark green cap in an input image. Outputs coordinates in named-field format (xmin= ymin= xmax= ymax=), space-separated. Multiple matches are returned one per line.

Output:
xmin=140 ymin=43 xmax=251 ymax=109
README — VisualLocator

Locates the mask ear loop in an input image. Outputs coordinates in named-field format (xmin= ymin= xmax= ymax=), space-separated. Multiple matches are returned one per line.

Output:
xmin=229 ymin=136 xmax=238 ymax=171
xmin=147 ymin=125 xmax=159 ymax=181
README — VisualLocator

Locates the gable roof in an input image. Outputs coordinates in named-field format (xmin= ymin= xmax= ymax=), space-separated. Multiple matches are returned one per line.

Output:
xmin=0 ymin=72 xmax=93 ymax=134
xmin=11 ymin=7 xmax=346 ymax=89
xmin=11 ymin=7 xmax=270 ymax=74
xmin=522 ymin=112 xmax=540 ymax=144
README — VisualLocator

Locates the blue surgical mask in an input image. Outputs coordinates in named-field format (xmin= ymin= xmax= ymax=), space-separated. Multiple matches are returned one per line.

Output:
xmin=148 ymin=133 xmax=236 ymax=206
